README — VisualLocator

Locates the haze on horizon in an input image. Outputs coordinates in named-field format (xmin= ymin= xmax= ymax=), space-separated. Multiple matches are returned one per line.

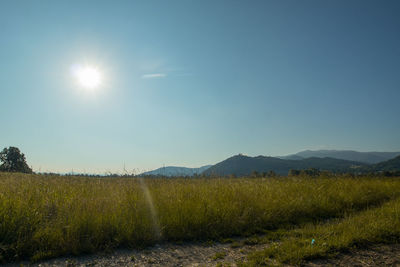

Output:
xmin=1 ymin=0 xmax=400 ymax=174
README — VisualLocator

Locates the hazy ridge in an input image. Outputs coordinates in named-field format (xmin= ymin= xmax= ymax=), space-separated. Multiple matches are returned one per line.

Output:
xmin=140 ymin=165 xmax=212 ymax=177
xmin=280 ymin=149 xmax=400 ymax=164
xmin=142 ymin=150 xmax=400 ymax=177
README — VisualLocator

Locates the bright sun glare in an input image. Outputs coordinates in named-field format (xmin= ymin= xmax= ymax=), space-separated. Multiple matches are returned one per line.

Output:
xmin=72 ymin=65 xmax=102 ymax=89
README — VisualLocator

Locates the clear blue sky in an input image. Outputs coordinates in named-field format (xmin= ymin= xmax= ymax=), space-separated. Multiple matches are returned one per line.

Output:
xmin=1 ymin=0 xmax=399 ymax=173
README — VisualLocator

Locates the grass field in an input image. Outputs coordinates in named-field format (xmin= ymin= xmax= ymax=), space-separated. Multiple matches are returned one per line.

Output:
xmin=246 ymin=196 xmax=400 ymax=266
xmin=1 ymin=173 xmax=400 ymax=265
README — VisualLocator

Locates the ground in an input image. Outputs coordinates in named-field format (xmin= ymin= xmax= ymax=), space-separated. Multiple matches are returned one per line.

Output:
xmin=305 ymin=244 xmax=400 ymax=267
xmin=5 ymin=241 xmax=400 ymax=267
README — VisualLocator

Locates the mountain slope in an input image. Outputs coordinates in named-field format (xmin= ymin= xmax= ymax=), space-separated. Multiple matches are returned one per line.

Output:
xmin=280 ymin=150 xmax=400 ymax=164
xmin=203 ymin=154 xmax=366 ymax=176
xmin=140 ymin=165 xmax=211 ymax=177
xmin=372 ymin=155 xmax=400 ymax=172
xmin=203 ymin=155 xmax=289 ymax=176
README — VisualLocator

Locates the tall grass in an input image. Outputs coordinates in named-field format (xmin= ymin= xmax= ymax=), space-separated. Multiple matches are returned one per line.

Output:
xmin=247 ymin=197 xmax=400 ymax=266
xmin=1 ymin=173 xmax=400 ymax=262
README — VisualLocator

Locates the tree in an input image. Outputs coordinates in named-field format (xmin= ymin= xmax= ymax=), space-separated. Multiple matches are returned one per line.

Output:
xmin=300 ymin=168 xmax=320 ymax=177
xmin=0 ymin=147 xmax=32 ymax=173
xmin=288 ymin=169 xmax=301 ymax=176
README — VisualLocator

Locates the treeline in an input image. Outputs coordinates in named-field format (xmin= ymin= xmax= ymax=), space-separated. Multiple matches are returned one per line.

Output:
xmin=36 ymin=169 xmax=400 ymax=179
xmin=287 ymin=168 xmax=400 ymax=177
xmin=247 ymin=168 xmax=400 ymax=178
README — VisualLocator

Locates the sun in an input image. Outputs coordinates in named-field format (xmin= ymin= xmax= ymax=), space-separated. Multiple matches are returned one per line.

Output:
xmin=72 ymin=65 xmax=102 ymax=89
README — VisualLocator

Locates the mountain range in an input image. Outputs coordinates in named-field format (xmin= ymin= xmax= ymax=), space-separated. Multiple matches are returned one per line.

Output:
xmin=280 ymin=150 xmax=400 ymax=164
xmin=203 ymin=155 xmax=367 ymax=176
xmin=140 ymin=150 xmax=400 ymax=177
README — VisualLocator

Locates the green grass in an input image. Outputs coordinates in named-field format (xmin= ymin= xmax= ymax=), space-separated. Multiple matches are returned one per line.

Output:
xmin=247 ymin=197 xmax=400 ymax=266
xmin=1 ymin=172 xmax=400 ymax=263
xmin=212 ymin=251 xmax=227 ymax=260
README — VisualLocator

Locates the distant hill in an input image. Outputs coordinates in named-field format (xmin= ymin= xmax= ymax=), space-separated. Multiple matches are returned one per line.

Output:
xmin=203 ymin=154 xmax=366 ymax=176
xmin=280 ymin=150 xmax=400 ymax=164
xmin=140 ymin=165 xmax=211 ymax=177
xmin=371 ymin=155 xmax=400 ymax=172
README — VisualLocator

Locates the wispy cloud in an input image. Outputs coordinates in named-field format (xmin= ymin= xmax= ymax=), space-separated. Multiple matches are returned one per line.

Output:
xmin=142 ymin=73 xmax=167 ymax=79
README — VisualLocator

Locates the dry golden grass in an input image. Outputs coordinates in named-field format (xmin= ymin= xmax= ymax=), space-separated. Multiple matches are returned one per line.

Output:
xmin=1 ymin=173 xmax=400 ymax=263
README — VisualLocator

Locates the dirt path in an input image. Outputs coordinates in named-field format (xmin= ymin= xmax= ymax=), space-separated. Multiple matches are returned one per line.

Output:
xmin=5 ymin=240 xmax=266 ymax=267
xmin=5 ymin=242 xmax=400 ymax=266
xmin=305 ymin=243 xmax=400 ymax=267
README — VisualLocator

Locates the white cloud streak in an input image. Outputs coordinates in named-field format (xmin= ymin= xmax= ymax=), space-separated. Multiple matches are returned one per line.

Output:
xmin=142 ymin=73 xmax=167 ymax=79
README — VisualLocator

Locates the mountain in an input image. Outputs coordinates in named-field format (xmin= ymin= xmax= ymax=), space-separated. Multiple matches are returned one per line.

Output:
xmin=203 ymin=154 xmax=366 ymax=176
xmin=372 ymin=155 xmax=400 ymax=172
xmin=140 ymin=165 xmax=211 ymax=177
xmin=280 ymin=150 xmax=400 ymax=164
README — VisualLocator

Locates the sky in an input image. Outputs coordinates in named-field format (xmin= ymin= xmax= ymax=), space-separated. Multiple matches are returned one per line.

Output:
xmin=1 ymin=0 xmax=400 ymax=174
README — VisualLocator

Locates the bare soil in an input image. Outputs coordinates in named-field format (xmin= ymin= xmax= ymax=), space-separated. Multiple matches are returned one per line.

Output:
xmin=305 ymin=243 xmax=400 ymax=267
xmin=4 ymin=239 xmax=265 ymax=267
xmin=5 ymin=242 xmax=400 ymax=266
